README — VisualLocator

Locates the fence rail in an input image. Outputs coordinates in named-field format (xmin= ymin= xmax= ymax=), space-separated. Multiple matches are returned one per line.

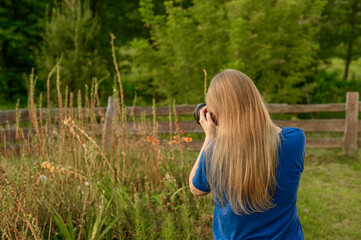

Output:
xmin=3 ymin=102 xmax=361 ymax=125
xmin=1 ymin=92 xmax=360 ymax=154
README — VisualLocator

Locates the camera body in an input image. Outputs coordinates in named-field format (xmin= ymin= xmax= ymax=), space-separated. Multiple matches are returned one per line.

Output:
xmin=194 ymin=103 xmax=217 ymax=126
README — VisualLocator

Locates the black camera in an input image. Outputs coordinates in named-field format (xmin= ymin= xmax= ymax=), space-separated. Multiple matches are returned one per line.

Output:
xmin=194 ymin=103 xmax=217 ymax=126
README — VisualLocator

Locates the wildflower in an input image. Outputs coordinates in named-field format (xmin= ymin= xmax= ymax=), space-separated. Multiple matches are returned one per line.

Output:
xmin=181 ymin=130 xmax=185 ymax=134
xmin=147 ymin=136 xmax=152 ymax=142
xmin=182 ymin=137 xmax=192 ymax=142
xmin=85 ymin=181 xmax=90 ymax=187
xmin=41 ymin=162 xmax=51 ymax=169
xmin=38 ymin=175 xmax=47 ymax=184
xmin=152 ymin=139 xmax=160 ymax=145
xmin=49 ymin=166 xmax=55 ymax=173
xmin=171 ymin=140 xmax=180 ymax=144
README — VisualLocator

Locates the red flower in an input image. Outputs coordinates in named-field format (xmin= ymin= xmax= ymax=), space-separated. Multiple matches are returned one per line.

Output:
xmin=182 ymin=137 xmax=192 ymax=143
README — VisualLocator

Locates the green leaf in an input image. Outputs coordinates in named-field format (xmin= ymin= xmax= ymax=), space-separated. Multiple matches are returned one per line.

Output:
xmin=41 ymin=200 xmax=75 ymax=240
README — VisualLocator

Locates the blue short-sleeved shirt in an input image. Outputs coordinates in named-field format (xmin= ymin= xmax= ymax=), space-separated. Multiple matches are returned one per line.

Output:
xmin=192 ymin=127 xmax=305 ymax=240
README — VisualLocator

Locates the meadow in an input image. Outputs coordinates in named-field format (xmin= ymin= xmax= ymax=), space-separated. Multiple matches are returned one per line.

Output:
xmin=1 ymin=130 xmax=361 ymax=239
xmin=1 ymin=41 xmax=361 ymax=240
xmin=1 ymin=83 xmax=361 ymax=240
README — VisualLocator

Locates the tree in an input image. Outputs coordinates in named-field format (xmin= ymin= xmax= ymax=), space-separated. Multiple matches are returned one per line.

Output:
xmin=319 ymin=0 xmax=361 ymax=80
xmin=0 ymin=0 xmax=47 ymax=107
xmin=136 ymin=0 xmax=229 ymax=104
xmin=226 ymin=0 xmax=326 ymax=103
xmin=88 ymin=0 xmax=167 ymax=105
xmin=36 ymin=0 xmax=108 ymax=102
xmin=134 ymin=0 xmax=326 ymax=104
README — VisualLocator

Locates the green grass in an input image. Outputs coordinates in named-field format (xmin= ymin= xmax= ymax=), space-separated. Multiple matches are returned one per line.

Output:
xmin=298 ymin=149 xmax=361 ymax=240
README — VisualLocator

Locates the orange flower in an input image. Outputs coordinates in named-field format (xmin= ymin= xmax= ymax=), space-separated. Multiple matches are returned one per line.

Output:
xmin=173 ymin=135 xmax=177 ymax=139
xmin=181 ymin=130 xmax=185 ymax=134
xmin=41 ymin=162 xmax=51 ymax=169
xmin=182 ymin=137 xmax=192 ymax=142
xmin=147 ymin=136 xmax=152 ymax=142
xmin=171 ymin=140 xmax=180 ymax=144
xmin=152 ymin=139 xmax=160 ymax=144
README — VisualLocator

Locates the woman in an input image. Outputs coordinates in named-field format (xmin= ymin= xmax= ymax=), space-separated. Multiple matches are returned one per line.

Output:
xmin=189 ymin=69 xmax=305 ymax=239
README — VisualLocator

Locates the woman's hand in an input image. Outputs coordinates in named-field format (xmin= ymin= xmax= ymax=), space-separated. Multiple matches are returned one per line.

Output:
xmin=199 ymin=107 xmax=216 ymax=139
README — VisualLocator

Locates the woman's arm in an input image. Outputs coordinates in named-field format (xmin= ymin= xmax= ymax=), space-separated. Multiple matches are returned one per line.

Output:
xmin=189 ymin=136 xmax=213 ymax=196
xmin=189 ymin=107 xmax=216 ymax=196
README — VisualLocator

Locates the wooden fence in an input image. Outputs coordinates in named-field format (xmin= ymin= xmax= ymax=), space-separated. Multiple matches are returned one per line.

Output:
xmin=0 ymin=92 xmax=360 ymax=155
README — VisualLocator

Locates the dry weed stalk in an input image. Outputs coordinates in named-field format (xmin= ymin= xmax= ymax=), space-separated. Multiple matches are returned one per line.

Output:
xmin=110 ymin=33 xmax=124 ymax=113
xmin=152 ymin=99 xmax=163 ymax=191
xmin=173 ymin=103 xmax=185 ymax=186
xmin=56 ymin=63 xmax=64 ymax=165
xmin=28 ymin=69 xmax=48 ymax=167
xmin=46 ymin=59 xmax=58 ymax=130
xmin=110 ymin=34 xmax=130 ymax=184
xmin=63 ymin=117 xmax=113 ymax=176
xmin=203 ymin=69 xmax=207 ymax=102
xmin=1 ymin=171 xmax=41 ymax=240
xmin=0 ymin=32 xmax=211 ymax=240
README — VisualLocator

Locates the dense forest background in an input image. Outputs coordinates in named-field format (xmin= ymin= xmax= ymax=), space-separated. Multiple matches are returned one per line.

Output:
xmin=0 ymin=0 xmax=360 ymax=108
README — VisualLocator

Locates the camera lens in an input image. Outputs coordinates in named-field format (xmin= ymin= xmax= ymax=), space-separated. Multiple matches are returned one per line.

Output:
xmin=194 ymin=103 xmax=207 ymax=125
xmin=193 ymin=103 xmax=217 ymax=126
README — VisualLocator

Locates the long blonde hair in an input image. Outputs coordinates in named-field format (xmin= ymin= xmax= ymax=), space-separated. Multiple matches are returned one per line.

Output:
xmin=205 ymin=69 xmax=280 ymax=215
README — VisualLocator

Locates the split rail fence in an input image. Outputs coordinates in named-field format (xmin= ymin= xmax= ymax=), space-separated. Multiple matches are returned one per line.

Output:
xmin=0 ymin=92 xmax=360 ymax=155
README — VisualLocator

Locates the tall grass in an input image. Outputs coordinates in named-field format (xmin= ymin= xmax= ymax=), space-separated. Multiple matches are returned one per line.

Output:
xmin=2 ymin=36 xmax=360 ymax=240
xmin=0 ymin=36 xmax=214 ymax=239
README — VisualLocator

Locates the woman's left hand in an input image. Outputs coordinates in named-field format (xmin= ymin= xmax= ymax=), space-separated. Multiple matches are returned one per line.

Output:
xmin=199 ymin=107 xmax=216 ymax=139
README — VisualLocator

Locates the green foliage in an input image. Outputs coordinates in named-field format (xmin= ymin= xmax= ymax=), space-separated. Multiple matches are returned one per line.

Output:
xmin=92 ymin=171 xmax=213 ymax=239
xmin=161 ymin=212 xmax=176 ymax=239
xmin=320 ymin=0 xmax=361 ymax=59
xmin=179 ymin=202 xmax=191 ymax=240
xmin=113 ymin=41 xmax=162 ymax=105
xmin=226 ymin=0 xmax=326 ymax=103
xmin=43 ymin=201 xmax=76 ymax=240
xmin=0 ymin=0 xmax=47 ymax=105
xmin=319 ymin=0 xmax=361 ymax=79
xmin=136 ymin=0 xmax=229 ymax=104
xmin=35 ymin=0 xmax=109 ymax=103
xmin=134 ymin=0 xmax=326 ymax=104
xmin=1 ymin=0 xmax=360 ymax=107
xmin=42 ymin=195 xmax=116 ymax=240
xmin=310 ymin=69 xmax=361 ymax=104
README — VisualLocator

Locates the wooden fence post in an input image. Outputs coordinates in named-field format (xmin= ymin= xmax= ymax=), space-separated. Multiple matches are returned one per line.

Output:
xmin=102 ymin=96 xmax=115 ymax=150
xmin=343 ymin=92 xmax=359 ymax=155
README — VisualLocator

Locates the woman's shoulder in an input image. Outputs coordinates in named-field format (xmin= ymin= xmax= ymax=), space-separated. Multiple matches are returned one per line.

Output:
xmin=278 ymin=128 xmax=305 ymax=172
xmin=279 ymin=127 xmax=306 ymax=151
xmin=280 ymin=127 xmax=305 ymax=140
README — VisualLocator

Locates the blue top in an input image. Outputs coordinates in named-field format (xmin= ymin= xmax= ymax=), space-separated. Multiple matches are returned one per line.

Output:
xmin=192 ymin=127 xmax=305 ymax=240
